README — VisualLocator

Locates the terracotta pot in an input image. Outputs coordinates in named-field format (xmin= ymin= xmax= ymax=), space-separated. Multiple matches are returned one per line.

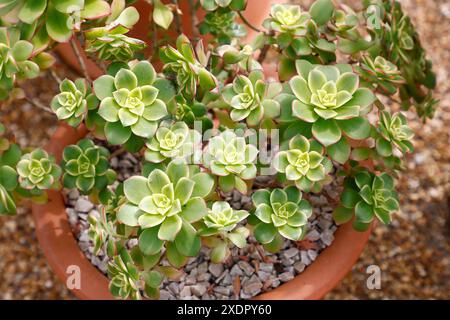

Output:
xmin=32 ymin=124 xmax=372 ymax=300
xmin=55 ymin=0 xmax=284 ymax=79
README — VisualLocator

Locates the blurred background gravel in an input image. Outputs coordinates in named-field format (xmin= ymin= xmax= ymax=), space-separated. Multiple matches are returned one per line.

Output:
xmin=0 ymin=0 xmax=448 ymax=299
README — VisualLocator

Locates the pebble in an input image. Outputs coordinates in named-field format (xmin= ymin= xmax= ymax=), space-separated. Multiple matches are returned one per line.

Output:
xmin=208 ymin=264 xmax=224 ymax=278
xmin=282 ymin=247 xmax=299 ymax=259
xmin=242 ymin=276 xmax=263 ymax=295
xmin=179 ymin=286 xmax=191 ymax=299
xmin=294 ymin=262 xmax=306 ymax=273
xmin=279 ymin=272 xmax=294 ymax=282
xmin=238 ymin=261 xmax=255 ymax=276
xmin=74 ymin=199 xmax=94 ymax=212
xmin=191 ymin=283 xmax=207 ymax=297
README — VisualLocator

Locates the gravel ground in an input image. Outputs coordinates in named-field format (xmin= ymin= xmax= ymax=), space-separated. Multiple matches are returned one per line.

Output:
xmin=0 ymin=0 xmax=448 ymax=300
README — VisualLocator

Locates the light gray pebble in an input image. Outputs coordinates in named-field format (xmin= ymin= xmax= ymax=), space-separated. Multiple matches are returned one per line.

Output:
xmin=197 ymin=273 xmax=212 ymax=282
xmin=300 ymin=251 xmax=312 ymax=265
xmin=213 ymin=286 xmax=231 ymax=296
xmin=159 ymin=289 xmax=172 ymax=300
xmin=238 ymin=261 xmax=255 ymax=276
xmin=191 ymin=283 xmax=208 ymax=297
xmin=321 ymin=231 xmax=334 ymax=246
xmin=168 ymin=282 xmax=180 ymax=295
xmin=242 ymin=275 xmax=263 ymax=295
xmin=68 ymin=189 xmax=80 ymax=200
xmin=257 ymin=271 xmax=271 ymax=282
xmin=208 ymin=263 xmax=224 ymax=278
xmin=282 ymin=247 xmax=299 ymax=259
xmin=294 ymin=262 xmax=306 ymax=273
xmin=279 ymin=272 xmax=294 ymax=282
xmin=307 ymin=250 xmax=318 ymax=261
xmin=179 ymin=286 xmax=191 ymax=299
xmin=259 ymin=263 xmax=274 ymax=273
xmin=230 ymin=264 xmax=244 ymax=276
xmin=75 ymin=198 xmax=94 ymax=212
xmin=306 ymin=229 xmax=321 ymax=241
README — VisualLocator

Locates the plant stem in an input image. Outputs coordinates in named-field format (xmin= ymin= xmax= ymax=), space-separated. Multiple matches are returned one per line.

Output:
xmin=70 ymin=38 xmax=91 ymax=82
xmin=24 ymin=96 xmax=54 ymax=115
xmin=48 ymin=69 xmax=62 ymax=84
xmin=187 ymin=0 xmax=200 ymax=40
xmin=238 ymin=11 xmax=262 ymax=33
xmin=171 ymin=0 xmax=182 ymax=34
xmin=258 ymin=44 xmax=270 ymax=64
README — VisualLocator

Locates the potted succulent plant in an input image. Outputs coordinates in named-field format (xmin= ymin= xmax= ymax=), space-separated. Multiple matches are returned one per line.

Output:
xmin=0 ymin=0 xmax=438 ymax=300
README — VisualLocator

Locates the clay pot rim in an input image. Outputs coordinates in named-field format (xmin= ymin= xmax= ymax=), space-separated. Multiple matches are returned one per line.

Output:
xmin=31 ymin=124 xmax=371 ymax=300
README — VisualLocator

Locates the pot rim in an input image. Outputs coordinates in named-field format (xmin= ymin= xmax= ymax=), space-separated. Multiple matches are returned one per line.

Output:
xmin=31 ymin=124 xmax=371 ymax=300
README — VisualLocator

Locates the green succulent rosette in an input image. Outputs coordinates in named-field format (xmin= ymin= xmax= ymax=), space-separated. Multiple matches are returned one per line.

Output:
xmin=290 ymin=60 xmax=375 ymax=146
xmin=265 ymin=4 xmax=310 ymax=36
xmin=375 ymin=111 xmax=414 ymax=157
xmin=331 ymin=7 xmax=358 ymax=33
xmin=0 ymin=0 xmax=111 ymax=43
xmin=199 ymin=10 xmax=247 ymax=44
xmin=0 ymin=27 xmax=40 ymax=100
xmin=204 ymin=130 xmax=258 ymax=194
xmin=51 ymin=78 xmax=98 ymax=127
xmin=16 ymin=149 xmax=61 ymax=192
xmin=160 ymin=35 xmax=217 ymax=99
xmin=274 ymin=135 xmax=332 ymax=193
xmin=85 ymin=6 xmax=145 ymax=62
xmin=222 ymin=70 xmax=281 ymax=126
xmin=198 ymin=201 xmax=250 ymax=263
xmin=144 ymin=121 xmax=201 ymax=163
xmin=61 ymin=139 xmax=116 ymax=194
xmin=333 ymin=170 xmax=399 ymax=231
xmin=118 ymin=159 xmax=214 ymax=239
xmin=200 ymin=0 xmax=247 ymax=11
xmin=108 ymin=248 xmax=142 ymax=300
xmin=94 ymin=60 xmax=168 ymax=145
xmin=357 ymin=56 xmax=404 ymax=95
xmin=252 ymin=186 xmax=312 ymax=243
xmin=202 ymin=201 xmax=249 ymax=233
xmin=173 ymin=97 xmax=213 ymax=131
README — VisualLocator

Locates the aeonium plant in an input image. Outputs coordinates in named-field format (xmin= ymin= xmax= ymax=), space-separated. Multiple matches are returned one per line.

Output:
xmin=0 ymin=0 xmax=438 ymax=300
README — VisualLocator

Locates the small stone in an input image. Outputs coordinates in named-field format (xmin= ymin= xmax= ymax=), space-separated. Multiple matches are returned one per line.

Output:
xmin=307 ymin=250 xmax=318 ymax=261
xmin=300 ymin=251 xmax=311 ymax=265
xmin=168 ymin=282 xmax=179 ymax=295
xmin=179 ymin=286 xmax=191 ymax=299
xmin=238 ymin=261 xmax=255 ymax=276
xmin=294 ymin=261 xmax=306 ymax=273
xmin=75 ymin=198 xmax=94 ymax=212
xmin=306 ymin=229 xmax=321 ymax=241
xmin=320 ymin=231 xmax=334 ymax=246
xmin=209 ymin=263 xmax=224 ymax=278
xmin=66 ymin=208 xmax=78 ymax=226
xmin=282 ymin=247 xmax=299 ymax=259
xmin=242 ymin=275 xmax=263 ymax=295
xmin=197 ymin=262 xmax=208 ymax=274
xmin=213 ymin=286 xmax=231 ymax=296
xmin=159 ymin=290 xmax=172 ymax=300
xmin=191 ymin=283 xmax=207 ymax=297
xmin=257 ymin=271 xmax=271 ymax=282
xmin=230 ymin=264 xmax=244 ymax=276
xmin=278 ymin=272 xmax=294 ymax=282
xmin=185 ymin=275 xmax=197 ymax=285
xmin=197 ymin=273 xmax=212 ymax=282
xmin=259 ymin=263 xmax=274 ymax=273
xmin=68 ymin=189 xmax=80 ymax=200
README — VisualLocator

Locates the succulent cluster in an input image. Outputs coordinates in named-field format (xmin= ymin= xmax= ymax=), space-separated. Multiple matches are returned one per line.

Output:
xmin=251 ymin=186 xmax=312 ymax=251
xmin=0 ymin=0 xmax=438 ymax=300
